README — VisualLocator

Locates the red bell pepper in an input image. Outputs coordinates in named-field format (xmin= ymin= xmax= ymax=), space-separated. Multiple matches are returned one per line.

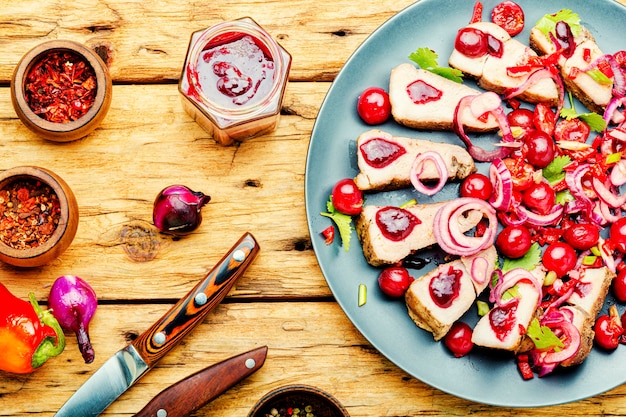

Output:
xmin=0 ymin=283 xmax=65 ymax=374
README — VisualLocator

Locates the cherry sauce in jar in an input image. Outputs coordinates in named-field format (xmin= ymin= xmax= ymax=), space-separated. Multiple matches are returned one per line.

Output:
xmin=179 ymin=18 xmax=291 ymax=145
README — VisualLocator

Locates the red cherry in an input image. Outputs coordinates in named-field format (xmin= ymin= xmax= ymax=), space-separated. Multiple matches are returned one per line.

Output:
xmin=357 ymin=87 xmax=391 ymax=125
xmin=522 ymin=182 xmax=556 ymax=215
xmin=378 ymin=267 xmax=414 ymax=298
xmin=495 ymin=225 xmax=532 ymax=259
xmin=460 ymin=173 xmax=493 ymax=200
xmin=444 ymin=321 xmax=474 ymax=357
xmin=331 ymin=178 xmax=363 ymax=216
xmin=542 ymin=242 xmax=577 ymax=277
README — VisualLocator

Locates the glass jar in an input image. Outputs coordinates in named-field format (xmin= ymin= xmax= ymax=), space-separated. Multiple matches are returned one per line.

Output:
xmin=179 ymin=18 xmax=291 ymax=146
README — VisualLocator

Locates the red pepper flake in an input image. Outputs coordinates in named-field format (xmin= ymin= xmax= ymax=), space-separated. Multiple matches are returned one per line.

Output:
xmin=321 ymin=225 xmax=335 ymax=245
xmin=25 ymin=50 xmax=97 ymax=123
xmin=0 ymin=179 xmax=60 ymax=250
xmin=516 ymin=354 xmax=534 ymax=380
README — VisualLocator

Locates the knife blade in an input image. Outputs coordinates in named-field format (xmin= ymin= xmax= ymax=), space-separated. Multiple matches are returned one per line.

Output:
xmin=55 ymin=232 xmax=260 ymax=417
xmin=134 ymin=345 xmax=268 ymax=417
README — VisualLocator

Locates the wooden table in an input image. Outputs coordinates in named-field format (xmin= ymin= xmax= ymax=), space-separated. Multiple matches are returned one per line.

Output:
xmin=2 ymin=1 xmax=626 ymax=416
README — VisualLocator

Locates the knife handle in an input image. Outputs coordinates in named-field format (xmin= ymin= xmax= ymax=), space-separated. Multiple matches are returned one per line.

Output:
xmin=133 ymin=346 xmax=268 ymax=417
xmin=131 ymin=232 xmax=259 ymax=368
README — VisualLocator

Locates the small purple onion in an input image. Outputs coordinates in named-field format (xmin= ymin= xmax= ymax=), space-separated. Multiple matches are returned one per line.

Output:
xmin=153 ymin=185 xmax=211 ymax=236
xmin=48 ymin=275 xmax=97 ymax=364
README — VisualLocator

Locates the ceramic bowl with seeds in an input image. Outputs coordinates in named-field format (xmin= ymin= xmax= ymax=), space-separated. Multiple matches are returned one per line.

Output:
xmin=247 ymin=385 xmax=350 ymax=417
xmin=0 ymin=166 xmax=79 ymax=267
xmin=10 ymin=40 xmax=112 ymax=142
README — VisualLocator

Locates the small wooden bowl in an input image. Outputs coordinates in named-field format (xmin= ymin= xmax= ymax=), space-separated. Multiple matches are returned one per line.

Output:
xmin=10 ymin=40 xmax=112 ymax=142
xmin=0 ymin=166 xmax=79 ymax=267
xmin=247 ymin=385 xmax=350 ymax=417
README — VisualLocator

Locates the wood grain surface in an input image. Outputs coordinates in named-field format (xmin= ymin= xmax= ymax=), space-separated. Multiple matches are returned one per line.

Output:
xmin=1 ymin=0 xmax=626 ymax=416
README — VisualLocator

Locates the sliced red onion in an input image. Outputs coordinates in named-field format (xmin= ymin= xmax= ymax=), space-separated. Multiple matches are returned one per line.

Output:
xmin=540 ymin=321 xmax=581 ymax=364
xmin=608 ymin=54 xmax=626 ymax=98
xmin=503 ymin=67 xmax=565 ymax=114
xmin=610 ymin=159 xmax=626 ymax=186
xmin=604 ymin=97 xmax=626 ymax=125
xmin=592 ymin=177 xmax=626 ymax=207
xmin=470 ymin=255 xmax=490 ymax=286
xmin=565 ymin=164 xmax=595 ymax=219
xmin=516 ymin=204 xmax=564 ymax=226
xmin=488 ymin=159 xmax=513 ymax=211
xmin=498 ymin=209 xmax=528 ymax=227
xmin=599 ymin=237 xmax=617 ymax=273
xmin=433 ymin=197 xmax=497 ymax=256
xmin=608 ymin=127 xmax=626 ymax=143
xmin=453 ymin=94 xmax=517 ymax=162
xmin=409 ymin=151 xmax=448 ymax=196
xmin=492 ymin=268 xmax=542 ymax=307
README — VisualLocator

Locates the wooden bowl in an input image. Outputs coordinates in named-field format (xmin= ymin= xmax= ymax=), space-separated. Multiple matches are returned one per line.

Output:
xmin=10 ymin=40 xmax=112 ymax=142
xmin=247 ymin=385 xmax=350 ymax=417
xmin=0 ymin=166 xmax=79 ymax=267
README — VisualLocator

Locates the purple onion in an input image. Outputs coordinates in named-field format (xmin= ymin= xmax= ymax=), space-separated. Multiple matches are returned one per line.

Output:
xmin=153 ymin=185 xmax=211 ymax=236
xmin=48 ymin=275 xmax=97 ymax=364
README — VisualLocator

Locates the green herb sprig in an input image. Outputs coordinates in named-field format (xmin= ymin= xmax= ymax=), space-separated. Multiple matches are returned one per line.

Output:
xmin=409 ymin=47 xmax=464 ymax=83
xmin=320 ymin=198 xmax=353 ymax=251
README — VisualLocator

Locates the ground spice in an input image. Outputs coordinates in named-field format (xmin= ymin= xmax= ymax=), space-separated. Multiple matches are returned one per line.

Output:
xmin=0 ymin=180 xmax=61 ymax=249
xmin=25 ymin=50 xmax=97 ymax=123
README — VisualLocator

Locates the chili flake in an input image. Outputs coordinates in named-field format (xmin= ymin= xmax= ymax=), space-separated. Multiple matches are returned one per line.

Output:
xmin=25 ymin=50 xmax=97 ymax=123
xmin=0 ymin=180 xmax=61 ymax=250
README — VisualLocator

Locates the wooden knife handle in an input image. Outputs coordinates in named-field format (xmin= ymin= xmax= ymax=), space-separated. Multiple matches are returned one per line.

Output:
xmin=133 ymin=346 xmax=268 ymax=417
xmin=131 ymin=232 xmax=260 ymax=368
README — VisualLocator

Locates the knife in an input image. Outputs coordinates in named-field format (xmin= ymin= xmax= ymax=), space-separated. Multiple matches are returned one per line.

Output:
xmin=55 ymin=232 xmax=260 ymax=417
xmin=134 ymin=345 xmax=268 ymax=417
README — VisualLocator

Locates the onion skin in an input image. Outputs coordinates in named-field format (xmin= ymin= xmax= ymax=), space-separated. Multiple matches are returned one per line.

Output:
xmin=153 ymin=185 xmax=211 ymax=236
xmin=48 ymin=275 xmax=97 ymax=364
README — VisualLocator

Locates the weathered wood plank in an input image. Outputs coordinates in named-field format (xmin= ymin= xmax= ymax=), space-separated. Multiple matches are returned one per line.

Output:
xmin=2 ymin=302 xmax=625 ymax=417
xmin=0 ymin=0 xmax=417 ymax=83
xmin=0 ymin=81 xmax=333 ymax=301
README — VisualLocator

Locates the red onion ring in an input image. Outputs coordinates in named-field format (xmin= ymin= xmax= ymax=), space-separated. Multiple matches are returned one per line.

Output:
xmin=470 ymin=255 xmax=490 ymax=286
xmin=592 ymin=177 xmax=626 ymax=207
xmin=516 ymin=204 xmax=564 ymax=226
xmin=409 ymin=151 xmax=448 ymax=196
xmin=433 ymin=198 xmax=497 ymax=256
xmin=610 ymin=159 xmax=626 ymax=186
xmin=565 ymin=163 xmax=595 ymax=219
xmin=492 ymin=268 xmax=542 ymax=307
xmin=540 ymin=318 xmax=581 ymax=364
xmin=453 ymin=93 xmax=518 ymax=162
xmin=488 ymin=158 xmax=513 ymax=211
xmin=503 ymin=67 xmax=565 ymax=114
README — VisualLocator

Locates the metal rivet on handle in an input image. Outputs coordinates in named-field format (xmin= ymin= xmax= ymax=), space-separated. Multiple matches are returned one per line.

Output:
xmin=245 ymin=358 xmax=256 ymax=369
xmin=157 ymin=409 xmax=168 ymax=417
xmin=233 ymin=249 xmax=245 ymax=262
xmin=154 ymin=332 xmax=166 ymax=345
xmin=194 ymin=292 xmax=208 ymax=306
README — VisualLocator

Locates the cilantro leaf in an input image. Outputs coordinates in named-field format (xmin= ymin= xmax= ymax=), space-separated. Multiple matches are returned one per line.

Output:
xmin=559 ymin=92 xmax=607 ymax=132
xmin=542 ymin=155 xmax=571 ymax=185
xmin=556 ymin=189 xmax=574 ymax=206
xmin=579 ymin=112 xmax=608 ymax=132
xmin=408 ymin=47 xmax=464 ymax=83
xmin=527 ymin=318 xmax=564 ymax=350
xmin=535 ymin=9 xmax=581 ymax=38
xmin=502 ymin=242 xmax=542 ymax=273
xmin=320 ymin=198 xmax=353 ymax=251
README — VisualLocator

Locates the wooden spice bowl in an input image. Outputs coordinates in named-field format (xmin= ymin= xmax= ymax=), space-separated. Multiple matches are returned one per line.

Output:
xmin=0 ymin=166 xmax=79 ymax=267
xmin=247 ymin=384 xmax=350 ymax=417
xmin=10 ymin=40 xmax=112 ymax=142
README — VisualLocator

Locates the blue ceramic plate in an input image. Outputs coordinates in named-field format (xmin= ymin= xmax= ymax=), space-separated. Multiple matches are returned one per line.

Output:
xmin=305 ymin=0 xmax=626 ymax=407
